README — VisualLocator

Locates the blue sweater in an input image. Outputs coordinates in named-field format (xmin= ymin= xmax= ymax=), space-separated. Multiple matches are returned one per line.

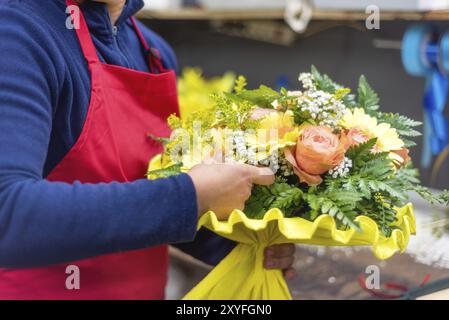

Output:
xmin=0 ymin=0 xmax=234 ymax=268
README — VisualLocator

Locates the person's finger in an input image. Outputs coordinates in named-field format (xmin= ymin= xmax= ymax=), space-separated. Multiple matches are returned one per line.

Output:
xmin=247 ymin=165 xmax=275 ymax=185
xmin=265 ymin=244 xmax=296 ymax=258
xmin=283 ymin=268 xmax=297 ymax=280
xmin=264 ymin=256 xmax=294 ymax=270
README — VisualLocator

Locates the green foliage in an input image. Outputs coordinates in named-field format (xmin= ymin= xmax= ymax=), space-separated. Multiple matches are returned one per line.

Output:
xmin=234 ymin=75 xmax=248 ymax=93
xmin=311 ymin=65 xmax=339 ymax=93
xmin=245 ymin=183 xmax=304 ymax=219
xmin=346 ymin=138 xmax=377 ymax=169
xmin=440 ymin=190 xmax=449 ymax=206
xmin=388 ymin=165 xmax=446 ymax=206
xmin=167 ymin=113 xmax=183 ymax=130
xmin=358 ymin=75 xmax=380 ymax=113
xmin=355 ymin=198 xmax=398 ymax=237
xmin=212 ymin=93 xmax=254 ymax=129
xmin=321 ymin=147 xmax=410 ymax=235
xmin=147 ymin=134 xmax=171 ymax=145
xmin=310 ymin=65 xmax=356 ymax=107
xmin=147 ymin=164 xmax=182 ymax=179
xmin=271 ymin=188 xmax=304 ymax=215
xmin=355 ymin=76 xmax=422 ymax=146
xmin=413 ymin=186 xmax=442 ymax=204
xmin=377 ymin=113 xmax=422 ymax=135
xmin=376 ymin=113 xmax=422 ymax=147
xmin=305 ymin=191 xmax=362 ymax=230
xmin=237 ymin=85 xmax=280 ymax=109
xmin=354 ymin=75 xmax=421 ymax=147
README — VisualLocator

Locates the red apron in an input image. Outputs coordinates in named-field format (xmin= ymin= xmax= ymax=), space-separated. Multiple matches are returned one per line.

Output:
xmin=0 ymin=0 xmax=179 ymax=299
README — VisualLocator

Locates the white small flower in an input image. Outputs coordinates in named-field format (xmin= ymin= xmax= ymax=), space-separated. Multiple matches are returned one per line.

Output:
xmin=328 ymin=157 xmax=352 ymax=178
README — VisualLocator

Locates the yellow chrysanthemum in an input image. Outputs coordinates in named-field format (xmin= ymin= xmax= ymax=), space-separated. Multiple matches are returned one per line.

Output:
xmin=340 ymin=108 xmax=377 ymax=135
xmin=340 ymin=108 xmax=404 ymax=152
xmin=259 ymin=110 xmax=295 ymax=131
xmin=371 ymin=122 xmax=404 ymax=152
xmin=250 ymin=110 xmax=300 ymax=153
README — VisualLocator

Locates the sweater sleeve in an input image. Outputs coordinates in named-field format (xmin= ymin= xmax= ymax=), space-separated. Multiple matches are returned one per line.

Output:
xmin=0 ymin=6 xmax=198 ymax=269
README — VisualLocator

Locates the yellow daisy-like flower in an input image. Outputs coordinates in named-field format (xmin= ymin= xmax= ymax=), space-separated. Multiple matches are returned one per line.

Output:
xmin=340 ymin=108 xmax=404 ymax=152
xmin=340 ymin=107 xmax=377 ymax=135
xmin=251 ymin=110 xmax=299 ymax=153
xmin=371 ymin=123 xmax=404 ymax=152
xmin=259 ymin=110 xmax=295 ymax=132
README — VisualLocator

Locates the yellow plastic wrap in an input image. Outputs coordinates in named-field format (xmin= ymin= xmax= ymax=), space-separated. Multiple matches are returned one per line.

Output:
xmin=183 ymin=205 xmax=416 ymax=300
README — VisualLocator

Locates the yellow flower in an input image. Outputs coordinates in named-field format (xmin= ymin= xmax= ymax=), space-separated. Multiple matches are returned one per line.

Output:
xmin=340 ymin=108 xmax=404 ymax=153
xmin=259 ymin=110 xmax=295 ymax=133
xmin=340 ymin=108 xmax=377 ymax=135
xmin=371 ymin=123 xmax=404 ymax=152
xmin=250 ymin=110 xmax=300 ymax=153
xmin=177 ymin=68 xmax=235 ymax=118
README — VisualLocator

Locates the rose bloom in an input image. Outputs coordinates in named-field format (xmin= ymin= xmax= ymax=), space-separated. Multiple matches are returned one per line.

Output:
xmin=391 ymin=148 xmax=411 ymax=168
xmin=345 ymin=127 xmax=369 ymax=148
xmin=344 ymin=127 xmax=410 ymax=168
xmin=285 ymin=125 xmax=347 ymax=185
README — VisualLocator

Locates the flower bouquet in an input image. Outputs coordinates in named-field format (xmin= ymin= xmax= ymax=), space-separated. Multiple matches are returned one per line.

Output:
xmin=149 ymin=66 xmax=446 ymax=300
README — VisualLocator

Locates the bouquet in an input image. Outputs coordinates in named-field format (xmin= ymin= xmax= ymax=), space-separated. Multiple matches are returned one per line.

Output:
xmin=149 ymin=66 xmax=447 ymax=300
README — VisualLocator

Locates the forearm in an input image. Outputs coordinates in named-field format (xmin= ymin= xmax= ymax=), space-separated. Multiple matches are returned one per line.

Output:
xmin=0 ymin=174 xmax=197 ymax=268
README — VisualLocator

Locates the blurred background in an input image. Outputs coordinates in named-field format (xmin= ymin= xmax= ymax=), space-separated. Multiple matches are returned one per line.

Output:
xmin=138 ymin=0 xmax=449 ymax=299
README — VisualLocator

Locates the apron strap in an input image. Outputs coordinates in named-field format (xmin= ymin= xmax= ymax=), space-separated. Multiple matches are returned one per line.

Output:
xmin=65 ymin=1 xmax=165 ymax=72
xmin=130 ymin=17 xmax=166 ymax=74
xmin=66 ymin=0 xmax=100 ymax=64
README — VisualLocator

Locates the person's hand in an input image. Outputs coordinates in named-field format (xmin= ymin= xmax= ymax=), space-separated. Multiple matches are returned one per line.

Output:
xmin=264 ymin=244 xmax=297 ymax=280
xmin=188 ymin=163 xmax=275 ymax=220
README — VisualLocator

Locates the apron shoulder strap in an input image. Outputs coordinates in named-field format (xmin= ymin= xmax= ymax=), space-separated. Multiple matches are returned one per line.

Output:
xmin=130 ymin=17 xmax=166 ymax=74
xmin=66 ymin=0 xmax=100 ymax=64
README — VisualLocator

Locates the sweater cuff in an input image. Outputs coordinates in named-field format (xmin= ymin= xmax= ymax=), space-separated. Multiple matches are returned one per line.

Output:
xmin=166 ymin=173 xmax=198 ymax=244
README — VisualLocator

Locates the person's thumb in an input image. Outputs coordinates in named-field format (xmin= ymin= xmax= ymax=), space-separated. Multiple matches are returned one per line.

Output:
xmin=248 ymin=166 xmax=275 ymax=185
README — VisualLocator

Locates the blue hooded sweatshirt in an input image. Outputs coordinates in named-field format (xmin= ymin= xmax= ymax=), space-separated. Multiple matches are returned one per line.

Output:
xmin=0 ymin=0 xmax=234 ymax=268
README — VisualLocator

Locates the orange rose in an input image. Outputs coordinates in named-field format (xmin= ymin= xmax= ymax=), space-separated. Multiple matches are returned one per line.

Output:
xmin=345 ymin=127 xmax=370 ymax=148
xmin=285 ymin=126 xmax=346 ymax=185
xmin=391 ymin=148 xmax=411 ymax=168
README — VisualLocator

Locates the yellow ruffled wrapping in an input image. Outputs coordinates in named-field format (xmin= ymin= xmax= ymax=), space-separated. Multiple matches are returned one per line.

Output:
xmin=148 ymin=155 xmax=416 ymax=299
xmin=183 ymin=205 xmax=415 ymax=300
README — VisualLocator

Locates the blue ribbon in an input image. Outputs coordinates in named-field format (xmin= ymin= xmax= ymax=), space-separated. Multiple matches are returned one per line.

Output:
xmin=421 ymin=44 xmax=449 ymax=168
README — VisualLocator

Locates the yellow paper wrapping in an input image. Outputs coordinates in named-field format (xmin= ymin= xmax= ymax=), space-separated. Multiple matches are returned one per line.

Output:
xmin=183 ymin=205 xmax=416 ymax=300
xmin=148 ymin=155 xmax=416 ymax=300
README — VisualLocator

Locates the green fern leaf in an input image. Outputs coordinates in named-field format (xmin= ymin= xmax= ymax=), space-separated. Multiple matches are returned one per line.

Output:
xmin=358 ymin=75 xmax=380 ymax=113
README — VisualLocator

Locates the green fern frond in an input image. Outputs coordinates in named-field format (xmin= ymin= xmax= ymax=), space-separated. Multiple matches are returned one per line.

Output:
xmin=358 ymin=75 xmax=380 ymax=113
xmin=310 ymin=65 xmax=339 ymax=93
xmin=305 ymin=191 xmax=362 ymax=231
